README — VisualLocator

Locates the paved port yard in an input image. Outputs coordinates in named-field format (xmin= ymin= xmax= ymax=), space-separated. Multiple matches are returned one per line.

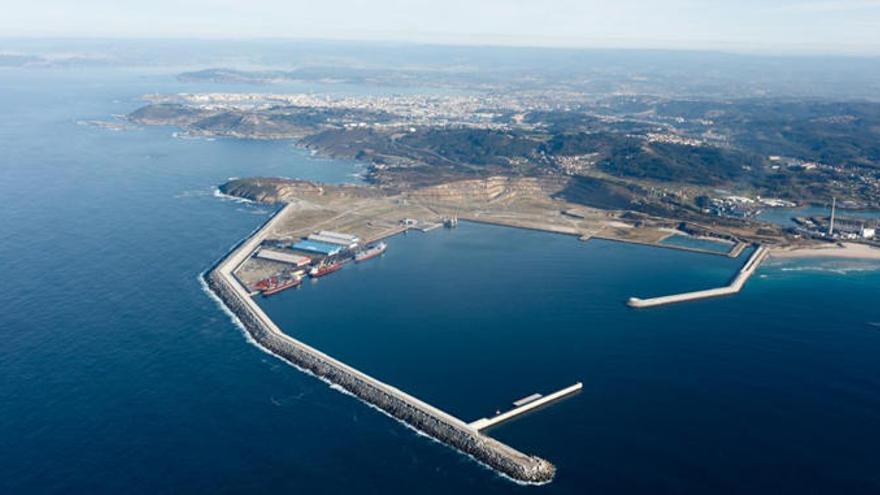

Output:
xmin=233 ymin=257 xmax=308 ymax=293
xmin=231 ymin=178 xmax=768 ymax=290
xmin=225 ymin=176 xmax=783 ymax=317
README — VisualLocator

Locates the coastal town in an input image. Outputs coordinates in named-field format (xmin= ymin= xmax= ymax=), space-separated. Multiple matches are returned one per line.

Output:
xmin=129 ymin=88 xmax=880 ymax=221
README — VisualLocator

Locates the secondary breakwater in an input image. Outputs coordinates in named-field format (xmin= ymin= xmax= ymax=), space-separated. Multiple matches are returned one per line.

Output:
xmin=627 ymin=245 xmax=769 ymax=308
xmin=204 ymin=204 xmax=557 ymax=484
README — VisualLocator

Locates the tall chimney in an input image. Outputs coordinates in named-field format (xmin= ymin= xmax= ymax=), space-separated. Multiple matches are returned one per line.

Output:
xmin=828 ymin=197 xmax=836 ymax=236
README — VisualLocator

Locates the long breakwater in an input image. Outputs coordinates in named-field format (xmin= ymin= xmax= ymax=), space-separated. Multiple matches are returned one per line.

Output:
xmin=204 ymin=204 xmax=556 ymax=484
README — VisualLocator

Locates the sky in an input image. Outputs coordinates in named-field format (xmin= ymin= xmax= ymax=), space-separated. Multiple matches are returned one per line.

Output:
xmin=2 ymin=0 xmax=880 ymax=55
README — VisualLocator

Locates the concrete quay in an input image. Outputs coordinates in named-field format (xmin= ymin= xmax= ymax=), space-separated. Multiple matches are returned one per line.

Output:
xmin=204 ymin=204 xmax=557 ymax=484
xmin=470 ymin=383 xmax=583 ymax=431
xmin=728 ymin=241 xmax=749 ymax=258
xmin=627 ymin=245 xmax=769 ymax=309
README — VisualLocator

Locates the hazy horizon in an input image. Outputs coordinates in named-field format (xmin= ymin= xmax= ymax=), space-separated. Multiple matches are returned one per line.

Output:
xmin=4 ymin=0 xmax=880 ymax=56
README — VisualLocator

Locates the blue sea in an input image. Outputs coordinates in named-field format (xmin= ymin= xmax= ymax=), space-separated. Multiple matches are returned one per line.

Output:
xmin=2 ymin=67 xmax=880 ymax=494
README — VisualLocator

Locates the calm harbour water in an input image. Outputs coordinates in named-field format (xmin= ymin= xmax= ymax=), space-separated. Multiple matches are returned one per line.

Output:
xmin=758 ymin=205 xmax=880 ymax=226
xmin=2 ymin=67 xmax=880 ymax=494
xmin=659 ymin=234 xmax=734 ymax=254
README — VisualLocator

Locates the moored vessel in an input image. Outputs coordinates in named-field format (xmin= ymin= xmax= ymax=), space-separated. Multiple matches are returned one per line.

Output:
xmin=309 ymin=261 xmax=343 ymax=278
xmin=355 ymin=242 xmax=387 ymax=262
xmin=261 ymin=276 xmax=302 ymax=296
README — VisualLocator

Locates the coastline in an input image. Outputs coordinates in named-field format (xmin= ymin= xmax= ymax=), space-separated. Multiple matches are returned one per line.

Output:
xmin=770 ymin=242 xmax=880 ymax=260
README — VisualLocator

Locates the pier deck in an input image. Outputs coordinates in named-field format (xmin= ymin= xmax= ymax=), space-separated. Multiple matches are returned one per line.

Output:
xmin=728 ymin=241 xmax=749 ymax=258
xmin=470 ymin=383 xmax=583 ymax=431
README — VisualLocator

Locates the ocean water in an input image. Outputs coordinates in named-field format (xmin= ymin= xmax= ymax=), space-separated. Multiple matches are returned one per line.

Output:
xmin=2 ymin=67 xmax=880 ymax=495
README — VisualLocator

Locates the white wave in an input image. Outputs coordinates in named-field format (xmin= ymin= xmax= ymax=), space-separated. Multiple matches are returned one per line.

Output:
xmin=325 ymin=377 xmax=550 ymax=486
xmin=778 ymin=264 xmax=880 ymax=275
xmin=213 ymin=188 xmax=257 ymax=204
xmin=197 ymin=272 xmax=551 ymax=486
xmin=172 ymin=131 xmax=207 ymax=141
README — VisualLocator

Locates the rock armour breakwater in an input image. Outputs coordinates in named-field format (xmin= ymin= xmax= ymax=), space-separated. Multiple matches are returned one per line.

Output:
xmin=204 ymin=205 xmax=556 ymax=484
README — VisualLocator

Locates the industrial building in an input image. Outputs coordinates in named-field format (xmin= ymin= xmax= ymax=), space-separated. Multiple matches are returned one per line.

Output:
xmin=314 ymin=231 xmax=360 ymax=244
xmin=292 ymin=239 xmax=343 ymax=256
xmin=307 ymin=233 xmax=359 ymax=249
xmin=826 ymin=216 xmax=879 ymax=240
xmin=255 ymin=248 xmax=312 ymax=267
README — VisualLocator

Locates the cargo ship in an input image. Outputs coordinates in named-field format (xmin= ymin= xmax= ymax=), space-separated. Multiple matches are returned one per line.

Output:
xmin=261 ymin=276 xmax=302 ymax=296
xmin=253 ymin=276 xmax=274 ymax=292
xmin=309 ymin=261 xmax=343 ymax=278
xmin=355 ymin=242 xmax=387 ymax=262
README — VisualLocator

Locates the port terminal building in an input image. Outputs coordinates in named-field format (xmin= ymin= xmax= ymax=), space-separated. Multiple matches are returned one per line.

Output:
xmin=305 ymin=231 xmax=360 ymax=248
xmin=255 ymin=248 xmax=312 ymax=267
xmin=307 ymin=233 xmax=359 ymax=249
xmin=291 ymin=240 xmax=343 ymax=256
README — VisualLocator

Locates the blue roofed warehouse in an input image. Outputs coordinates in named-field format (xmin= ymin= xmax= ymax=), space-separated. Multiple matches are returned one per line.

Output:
xmin=292 ymin=240 xmax=343 ymax=256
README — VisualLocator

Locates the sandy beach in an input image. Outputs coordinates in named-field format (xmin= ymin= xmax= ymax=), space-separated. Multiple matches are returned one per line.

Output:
xmin=770 ymin=242 xmax=880 ymax=260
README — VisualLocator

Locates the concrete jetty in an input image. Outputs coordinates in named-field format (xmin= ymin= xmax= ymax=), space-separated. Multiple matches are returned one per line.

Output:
xmin=204 ymin=204 xmax=557 ymax=484
xmin=470 ymin=383 xmax=583 ymax=431
xmin=627 ymin=245 xmax=769 ymax=309
xmin=728 ymin=241 xmax=749 ymax=258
